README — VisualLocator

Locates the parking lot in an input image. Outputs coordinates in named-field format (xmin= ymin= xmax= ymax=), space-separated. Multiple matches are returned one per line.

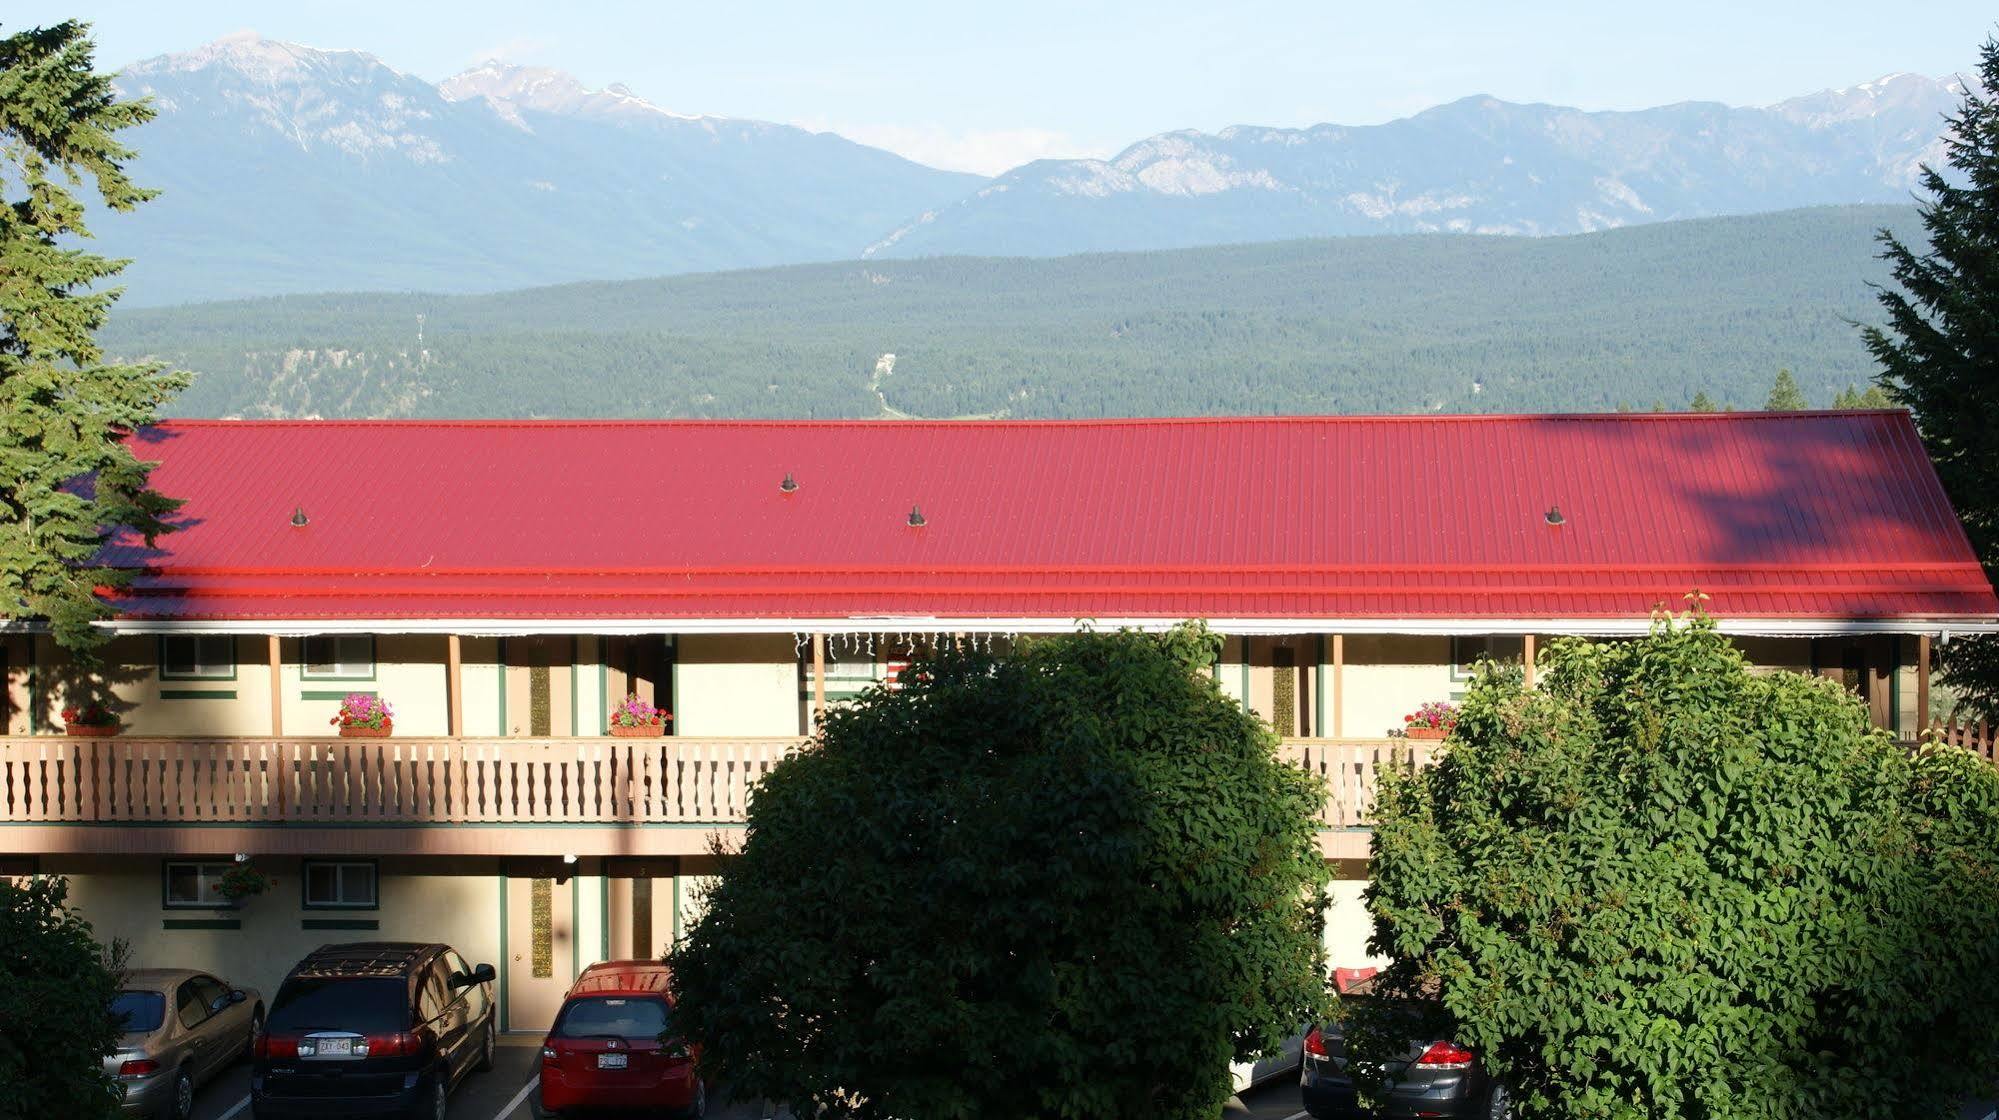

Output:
xmin=182 ymin=1036 xmax=1316 ymax=1120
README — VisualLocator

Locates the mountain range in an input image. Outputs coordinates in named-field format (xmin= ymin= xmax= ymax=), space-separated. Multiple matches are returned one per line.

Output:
xmin=96 ymin=33 xmax=1966 ymax=305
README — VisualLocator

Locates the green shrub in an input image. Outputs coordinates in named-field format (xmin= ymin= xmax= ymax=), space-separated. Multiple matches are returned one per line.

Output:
xmin=669 ymin=624 xmax=1331 ymax=1119
xmin=0 ymin=877 xmax=121 ymax=1119
xmin=1362 ymin=613 xmax=1999 ymax=1119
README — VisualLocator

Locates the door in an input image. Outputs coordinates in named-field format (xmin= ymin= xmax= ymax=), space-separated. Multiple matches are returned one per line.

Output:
xmin=190 ymin=975 xmax=244 ymax=1079
xmin=504 ymin=862 xmax=577 ymax=1032
xmin=606 ymin=858 xmax=679 ymax=961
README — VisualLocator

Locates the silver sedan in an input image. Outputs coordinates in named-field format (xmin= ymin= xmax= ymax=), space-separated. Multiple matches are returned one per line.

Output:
xmin=105 ymin=968 xmax=263 ymax=1120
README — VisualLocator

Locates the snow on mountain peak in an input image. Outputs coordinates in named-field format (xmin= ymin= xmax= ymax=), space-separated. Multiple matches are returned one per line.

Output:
xmin=438 ymin=61 xmax=699 ymax=124
xmin=126 ymin=32 xmax=403 ymax=85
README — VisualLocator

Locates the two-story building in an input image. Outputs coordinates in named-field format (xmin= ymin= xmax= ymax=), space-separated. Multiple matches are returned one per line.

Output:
xmin=3 ymin=411 xmax=1994 ymax=1031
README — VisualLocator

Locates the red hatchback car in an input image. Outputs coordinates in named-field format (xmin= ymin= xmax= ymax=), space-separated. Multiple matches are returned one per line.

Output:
xmin=532 ymin=961 xmax=704 ymax=1119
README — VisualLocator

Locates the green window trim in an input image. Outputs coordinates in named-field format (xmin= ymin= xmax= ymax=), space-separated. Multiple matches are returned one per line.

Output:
xmin=161 ymin=689 xmax=238 ymax=701
xmin=301 ymin=688 xmax=374 ymax=702
xmin=302 ymin=918 xmax=379 ymax=931
xmin=158 ymin=635 xmax=239 ymax=682
xmin=164 ymin=918 xmax=241 ymax=931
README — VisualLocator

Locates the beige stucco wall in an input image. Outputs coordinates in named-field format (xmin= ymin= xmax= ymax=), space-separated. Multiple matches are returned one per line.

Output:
xmin=33 ymin=634 xmax=275 ymax=736
xmin=459 ymin=636 xmax=502 ymax=737
xmin=675 ymin=634 xmax=801 ymax=737
xmin=55 ymin=855 xmax=503 ymax=1008
xmin=1324 ymin=870 xmax=1387 ymax=971
xmin=1340 ymin=635 xmax=1455 ymax=739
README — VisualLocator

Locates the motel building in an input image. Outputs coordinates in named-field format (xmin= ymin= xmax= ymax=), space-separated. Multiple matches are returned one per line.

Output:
xmin=3 ymin=411 xmax=1996 ymax=1033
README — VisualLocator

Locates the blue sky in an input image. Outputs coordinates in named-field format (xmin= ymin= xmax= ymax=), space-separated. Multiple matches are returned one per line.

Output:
xmin=14 ymin=1 xmax=1994 ymax=173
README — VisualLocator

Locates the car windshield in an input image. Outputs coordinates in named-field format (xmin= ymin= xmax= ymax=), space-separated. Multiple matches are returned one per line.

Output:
xmin=551 ymin=996 xmax=670 ymax=1040
xmin=267 ymin=978 xmax=407 ymax=1034
xmin=112 ymin=991 xmax=166 ymax=1033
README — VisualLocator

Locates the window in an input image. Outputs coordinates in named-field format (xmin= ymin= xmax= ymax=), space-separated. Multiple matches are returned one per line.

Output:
xmin=302 ymin=860 xmax=378 ymax=909
xmin=1450 ymin=635 xmax=1525 ymax=682
xmin=160 ymin=635 xmax=235 ymax=680
xmin=302 ymin=635 xmax=375 ymax=680
xmin=112 ymin=990 xmax=166 ymax=1033
xmin=176 ymin=980 xmax=210 ymax=1029
xmin=551 ymin=996 xmax=670 ymax=1040
xmin=267 ymin=978 xmax=407 ymax=1035
xmin=192 ymin=975 xmax=231 ymax=1015
xmin=419 ymin=965 xmax=450 ymax=1022
xmin=163 ymin=861 xmax=234 ymax=908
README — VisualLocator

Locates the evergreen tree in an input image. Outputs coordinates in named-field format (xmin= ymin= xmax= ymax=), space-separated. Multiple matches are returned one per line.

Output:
xmin=0 ymin=22 xmax=185 ymax=657
xmin=1863 ymin=38 xmax=1999 ymax=720
xmin=1689 ymin=390 xmax=1718 ymax=412
xmin=1833 ymin=384 xmax=1895 ymax=409
xmin=1765 ymin=367 xmax=1807 ymax=410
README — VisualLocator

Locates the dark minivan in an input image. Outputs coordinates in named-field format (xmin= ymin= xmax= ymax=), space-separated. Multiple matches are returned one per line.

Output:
xmin=1301 ymin=974 xmax=1510 ymax=1120
xmin=251 ymin=942 xmax=497 ymax=1120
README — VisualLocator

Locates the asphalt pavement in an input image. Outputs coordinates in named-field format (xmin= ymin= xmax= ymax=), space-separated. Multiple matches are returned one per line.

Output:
xmin=182 ymin=1037 xmax=1315 ymax=1120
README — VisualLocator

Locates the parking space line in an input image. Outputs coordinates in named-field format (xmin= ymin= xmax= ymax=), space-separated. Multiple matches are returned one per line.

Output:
xmin=216 ymin=1096 xmax=250 ymax=1120
xmin=492 ymin=1076 xmax=538 ymax=1120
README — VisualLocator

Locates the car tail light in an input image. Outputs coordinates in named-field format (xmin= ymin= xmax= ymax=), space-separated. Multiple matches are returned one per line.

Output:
xmin=253 ymin=1034 xmax=296 ymax=1060
xmin=1303 ymin=1026 xmax=1329 ymax=1058
xmin=540 ymin=1043 xmax=558 ymax=1061
xmin=117 ymin=1059 xmax=160 ymax=1078
xmin=661 ymin=1037 xmax=691 ymax=1060
xmin=359 ymin=1029 xmax=432 ymax=1058
xmin=1413 ymin=1040 xmax=1475 ymax=1070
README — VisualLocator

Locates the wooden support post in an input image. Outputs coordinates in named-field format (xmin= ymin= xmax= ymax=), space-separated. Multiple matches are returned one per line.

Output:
xmin=811 ymin=632 xmax=827 ymax=727
xmin=1331 ymin=634 xmax=1345 ymax=738
xmin=1522 ymin=634 xmax=1537 ymax=690
xmin=267 ymin=635 xmax=283 ymax=736
xmin=447 ymin=634 xmax=464 ymax=737
xmin=1918 ymin=634 xmax=1932 ymax=736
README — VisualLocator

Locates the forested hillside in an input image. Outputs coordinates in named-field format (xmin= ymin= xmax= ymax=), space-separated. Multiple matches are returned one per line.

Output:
xmin=107 ymin=205 xmax=1918 ymax=420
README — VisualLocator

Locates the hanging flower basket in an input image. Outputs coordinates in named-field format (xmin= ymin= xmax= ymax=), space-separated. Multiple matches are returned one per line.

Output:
xmin=217 ymin=862 xmax=274 ymax=905
xmin=608 ymin=694 xmax=671 ymax=737
xmin=61 ymin=702 xmax=121 ymax=737
xmin=331 ymin=693 xmax=394 ymax=738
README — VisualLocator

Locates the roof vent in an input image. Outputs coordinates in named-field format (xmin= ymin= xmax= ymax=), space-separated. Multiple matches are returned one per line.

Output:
xmin=779 ymin=473 xmax=798 ymax=493
xmin=907 ymin=505 xmax=926 ymax=528
xmin=290 ymin=506 xmax=309 ymax=528
xmin=1545 ymin=505 xmax=1565 ymax=526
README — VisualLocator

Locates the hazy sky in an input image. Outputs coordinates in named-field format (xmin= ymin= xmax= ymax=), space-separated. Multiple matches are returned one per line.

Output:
xmin=14 ymin=1 xmax=1994 ymax=174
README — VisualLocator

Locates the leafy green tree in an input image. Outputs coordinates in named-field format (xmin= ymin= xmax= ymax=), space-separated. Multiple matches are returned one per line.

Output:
xmin=0 ymin=877 xmax=122 ymax=1118
xmin=1360 ymin=613 xmax=1999 ymax=1120
xmin=1764 ymin=367 xmax=1806 ymax=410
xmin=1688 ymin=390 xmax=1717 ymax=411
xmin=1864 ymin=39 xmax=1999 ymax=720
xmin=669 ymin=625 xmax=1331 ymax=1120
xmin=0 ymin=21 xmax=185 ymax=657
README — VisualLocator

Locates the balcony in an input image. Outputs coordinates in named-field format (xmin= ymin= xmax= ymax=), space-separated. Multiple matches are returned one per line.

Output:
xmin=0 ymin=736 xmax=1425 ymax=859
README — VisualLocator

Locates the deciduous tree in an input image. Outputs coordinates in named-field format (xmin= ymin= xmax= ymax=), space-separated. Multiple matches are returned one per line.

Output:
xmin=669 ymin=625 xmax=1331 ymax=1120
xmin=1360 ymin=613 xmax=1999 ymax=1119
xmin=0 ymin=21 xmax=185 ymax=657
xmin=0 ymin=877 xmax=122 ymax=1118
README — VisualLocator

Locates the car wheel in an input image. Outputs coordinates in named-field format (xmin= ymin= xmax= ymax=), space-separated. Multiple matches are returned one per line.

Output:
xmin=245 ymin=1006 xmax=265 ymax=1060
xmin=423 ymin=1078 xmax=447 ymax=1120
xmin=1486 ymin=1083 xmax=1513 ymax=1120
xmin=681 ymin=1077 xmax=706 ymax=1119
xmin=475 ymin=1018 xmax=496 ymax=1072
xmin=165 ymin=1065 xmax=194 ymax=1120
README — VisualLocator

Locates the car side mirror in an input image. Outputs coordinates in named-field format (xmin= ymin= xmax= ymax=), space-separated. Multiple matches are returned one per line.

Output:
xmin=471 ymin=963 xmax=496 ymax=985
xmin=228 ymin=989 xmax=247 ymax=1005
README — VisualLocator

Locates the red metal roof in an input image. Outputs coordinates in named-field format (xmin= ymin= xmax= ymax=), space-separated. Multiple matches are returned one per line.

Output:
xmin=100 ymin=412 xmax=1997 ymax=626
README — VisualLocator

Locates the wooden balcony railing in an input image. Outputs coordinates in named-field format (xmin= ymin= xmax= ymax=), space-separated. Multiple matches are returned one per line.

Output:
xmin=1 ymin=736 xmax=1433 ymax=830
xmin=0 ymin=736 xmax=808 ymax=826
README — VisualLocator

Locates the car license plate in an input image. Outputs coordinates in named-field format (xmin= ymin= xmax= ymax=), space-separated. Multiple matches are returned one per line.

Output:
xmin=597 ymin=1052 xmax=628 ymax=1069
xmin=317 ymin=1038 xmax=352 ymax=1056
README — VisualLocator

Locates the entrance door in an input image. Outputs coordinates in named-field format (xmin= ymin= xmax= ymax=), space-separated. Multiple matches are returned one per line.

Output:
xmin=503 ymin=860 xmax=577 ymax=1032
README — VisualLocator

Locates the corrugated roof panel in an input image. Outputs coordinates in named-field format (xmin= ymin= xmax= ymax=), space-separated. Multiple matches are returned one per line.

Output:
xmin=98 ymin=412 xmax=1997 ymax=624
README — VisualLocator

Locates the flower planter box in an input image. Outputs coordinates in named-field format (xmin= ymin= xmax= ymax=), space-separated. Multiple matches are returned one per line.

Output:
xmin=338 ymin=724 xmax=392 ymax=738
xmin=609 ymin=724 xmax=667 ymax=738
xmin=63 ymin=724 xmax=121 ymax=737
xmin=1403 ymin=727 xmax=1450 ymax=740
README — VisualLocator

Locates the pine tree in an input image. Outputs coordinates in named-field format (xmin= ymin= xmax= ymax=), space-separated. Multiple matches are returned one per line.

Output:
xmin=1863 ymin=38 xmax=1999 ymax=719
xmin=0 ymin=22 xmax=186 ymax=658
xmin=1689 ymin=390 xmax=1718 ymax=412
xmin=1764 ymin=368 xmax=1807 ymax=410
